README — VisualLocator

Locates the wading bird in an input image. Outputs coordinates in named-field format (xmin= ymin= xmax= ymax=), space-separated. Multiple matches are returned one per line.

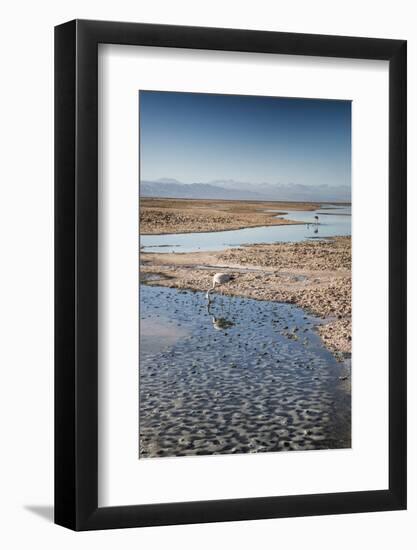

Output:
xmin=206 ymin=272 xmax=235 ymax=300
xmin=314 ymin=215 xmax=319 ymax=224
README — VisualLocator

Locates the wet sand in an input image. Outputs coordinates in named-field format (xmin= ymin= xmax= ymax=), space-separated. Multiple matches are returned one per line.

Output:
xmin=141 ymin=197 xmax=321 ymax=235
xmin=141 ymin=237 xmax=351 ymax=356
xmin=140 ymin=286 xmax=351 ymax=458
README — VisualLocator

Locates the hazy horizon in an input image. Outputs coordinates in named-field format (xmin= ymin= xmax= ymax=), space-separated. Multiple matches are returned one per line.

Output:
xmin=140 ymin=178 xmax=351 ymax=203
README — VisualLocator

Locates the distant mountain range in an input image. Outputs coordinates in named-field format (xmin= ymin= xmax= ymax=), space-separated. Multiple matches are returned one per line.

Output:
xmin=140 ymin=178 xmax=351 ymax=203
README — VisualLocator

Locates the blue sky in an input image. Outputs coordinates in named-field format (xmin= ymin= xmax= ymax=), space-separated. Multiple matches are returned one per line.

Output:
xmin=139 ymin=91 xmax=351 ymax=188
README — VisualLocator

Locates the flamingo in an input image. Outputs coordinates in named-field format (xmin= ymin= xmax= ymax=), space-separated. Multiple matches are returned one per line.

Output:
xmin=314 ymin=215 xmax=319 ymax=225
xmin=206 ymin=273 xmax=235 ymax=300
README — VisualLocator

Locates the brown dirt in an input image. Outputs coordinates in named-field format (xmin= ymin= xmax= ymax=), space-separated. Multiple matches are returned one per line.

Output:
xmin=140 ymin=197 xmax=320 ymax=235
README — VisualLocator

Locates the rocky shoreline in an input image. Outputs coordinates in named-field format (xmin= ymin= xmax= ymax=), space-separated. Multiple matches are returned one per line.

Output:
xmin=141 ymin=236 xmax=352 ymax=357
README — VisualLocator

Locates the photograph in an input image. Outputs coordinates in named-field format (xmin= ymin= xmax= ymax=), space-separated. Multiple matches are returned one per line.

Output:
xmin=138 ymin=91 xmax=352 ymax=459
xmin=0 ymin=2 xmax=409 ymax=541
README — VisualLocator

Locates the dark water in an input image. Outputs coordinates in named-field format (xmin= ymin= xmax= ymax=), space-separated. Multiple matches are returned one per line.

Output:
xmin=139 ymin=285 xmax=351 ymax=458
xmin=140 ymin=204 xmax=351 ymax=253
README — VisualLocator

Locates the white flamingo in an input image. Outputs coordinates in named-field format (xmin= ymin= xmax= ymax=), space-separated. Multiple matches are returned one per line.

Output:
xmin=206 ymin=273 xmax=235 ymax=300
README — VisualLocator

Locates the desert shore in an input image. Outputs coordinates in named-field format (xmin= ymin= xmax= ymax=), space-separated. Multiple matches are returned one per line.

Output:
xmin=141 ymin=197 xmax=322 ymax=235
xmin=141 ymin=235 xmax=351 ymax=357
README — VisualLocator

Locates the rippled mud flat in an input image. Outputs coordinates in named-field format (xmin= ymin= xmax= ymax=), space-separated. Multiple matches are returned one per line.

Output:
xmin=139 ymin=285 xmax=351 ymax=458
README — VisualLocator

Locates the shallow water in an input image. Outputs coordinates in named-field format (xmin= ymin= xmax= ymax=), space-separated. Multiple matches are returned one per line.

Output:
xmin=140 ymin=204 xmax=351 ymax=253
xmin=139 ymin=285 xmax=351 ymax=458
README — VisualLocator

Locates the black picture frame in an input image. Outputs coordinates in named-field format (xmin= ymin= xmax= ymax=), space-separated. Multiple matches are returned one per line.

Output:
xmin=55 ymin=19 xmax=407 ymax=531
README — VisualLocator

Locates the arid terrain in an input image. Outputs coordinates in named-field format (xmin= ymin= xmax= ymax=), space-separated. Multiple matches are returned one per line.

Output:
xmin=140 ymin=197 xmax=320 ymax=234
xmin=140 ymin=198 xmax=351 ymax=357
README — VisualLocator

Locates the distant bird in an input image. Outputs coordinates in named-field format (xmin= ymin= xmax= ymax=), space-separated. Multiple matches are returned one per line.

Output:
xmin=206 ymin=272 xmax=235 ymax=300
xmin=314 ymin=215 xmax=319 ymax=224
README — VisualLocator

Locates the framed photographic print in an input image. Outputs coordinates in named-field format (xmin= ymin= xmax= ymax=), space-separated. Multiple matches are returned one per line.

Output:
xmin=55 ymin=20 xmax=406 ymax=530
